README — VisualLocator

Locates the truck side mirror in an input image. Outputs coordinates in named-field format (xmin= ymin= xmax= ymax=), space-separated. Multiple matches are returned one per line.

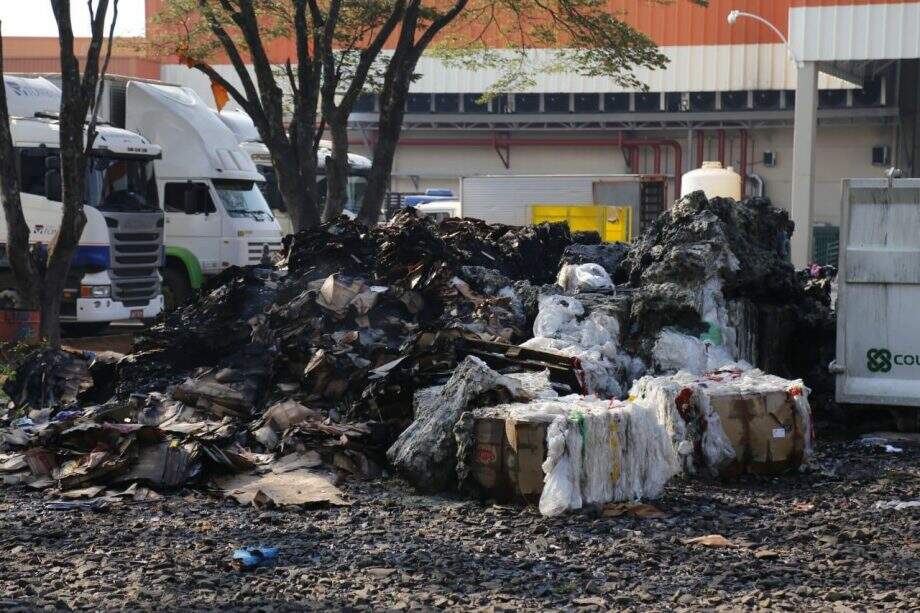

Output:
xmin=44 ymin=169 xmax=62 ymax=202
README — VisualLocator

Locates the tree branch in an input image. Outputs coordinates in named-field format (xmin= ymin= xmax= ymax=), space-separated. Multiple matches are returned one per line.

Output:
xmin=85 ymin=0 xmax=119 ymax=156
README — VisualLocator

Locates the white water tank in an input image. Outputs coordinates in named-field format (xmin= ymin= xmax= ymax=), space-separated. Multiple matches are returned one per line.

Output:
xmin=681 ymin=161 xmax=742 ymax=200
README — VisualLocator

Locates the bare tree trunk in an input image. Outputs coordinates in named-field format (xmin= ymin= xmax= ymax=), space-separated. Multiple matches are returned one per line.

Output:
xmin=0 ymin=24 xmax=41 ymax=309
xmin=323 ymin=116 xmax=350 ymax=221
xmin=274 ymin=152 xmax=313 ymax=232
xmin=359 ymin=84 xmax=410 ymax=226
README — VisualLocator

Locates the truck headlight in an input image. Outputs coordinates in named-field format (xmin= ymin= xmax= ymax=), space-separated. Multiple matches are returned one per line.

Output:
xmin=80 ymin=285 xmax=111 ymax=298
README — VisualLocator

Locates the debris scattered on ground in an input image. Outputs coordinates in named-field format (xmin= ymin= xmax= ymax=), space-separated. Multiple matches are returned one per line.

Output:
xmin=682 ymin=534 xmax=738 ymax=548
xmin=0 ymin=194 xmax=835 ymax=513
xmin=874 ymin=500 xmax=920 ymax=511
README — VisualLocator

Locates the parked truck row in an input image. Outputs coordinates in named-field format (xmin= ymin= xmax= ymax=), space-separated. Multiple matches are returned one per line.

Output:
xmin=1 ymin=74 xmax=375 ymax=324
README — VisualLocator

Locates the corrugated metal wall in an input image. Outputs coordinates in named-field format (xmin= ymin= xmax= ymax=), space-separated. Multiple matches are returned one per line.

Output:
xmin=791 ymin=2 xmax=920 ymax=62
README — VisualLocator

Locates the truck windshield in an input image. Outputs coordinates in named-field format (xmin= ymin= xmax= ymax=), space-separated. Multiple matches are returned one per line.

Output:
xmin=345 ymin=175 xmax=368 ymax=215
xmin=214 ymin=179 xmax=274 ymax=220
xmin=85 ymin=156 xmax=159 ymax=212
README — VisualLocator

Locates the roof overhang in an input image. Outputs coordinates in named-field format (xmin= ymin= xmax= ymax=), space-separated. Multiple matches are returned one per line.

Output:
xmin=790 ymin=3 xmax=920 ymax=86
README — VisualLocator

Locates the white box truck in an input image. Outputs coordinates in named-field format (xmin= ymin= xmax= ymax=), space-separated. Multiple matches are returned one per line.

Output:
xmin=459 ymin=174 xmax=667 ymax=238
xmin=834 ymin=177 xmax=920 ymax=429
xmin=0 ymin=76 xmax=165 ymax=333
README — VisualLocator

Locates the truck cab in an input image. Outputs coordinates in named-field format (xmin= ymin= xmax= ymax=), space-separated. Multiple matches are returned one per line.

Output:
xmin=121 ymin=81 xmax=283 ymax=309
xmin=216 ymin=109 xmax=372 ymax=236
xmin=1 ymin=76 xmax=165 ymax=332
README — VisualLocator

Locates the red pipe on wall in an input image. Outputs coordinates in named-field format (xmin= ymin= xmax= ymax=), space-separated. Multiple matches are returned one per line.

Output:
xmin=717 ymin=129 xmax=726 ymax=166
xmin=739 ymin=129 xmax=748 ymax=199
xmin=348 ymin=135 xmax=684 ymax=200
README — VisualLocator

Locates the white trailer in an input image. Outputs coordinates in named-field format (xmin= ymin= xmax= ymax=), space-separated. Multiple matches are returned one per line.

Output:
xmin=835 ymin=177 xmax=920 ymax=428
xmin=111 ymin=80 xmax=284 ymax=309
xmin=459 ymin=174 xmax=667 ymax=238
xmin=0 ymin=76 xmax=165 ymax=333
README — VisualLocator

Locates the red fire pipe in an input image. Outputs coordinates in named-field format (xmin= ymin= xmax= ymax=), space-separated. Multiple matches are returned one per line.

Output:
xmin=348 ymin=135 xmax=684 ymax=200
xmin=652 ymin=144 xmax=662 ymax=174
xmin=739 ymin=129 xmax=748 ymax=199
xmin=696 ymin=130 xmax=705 ymax=168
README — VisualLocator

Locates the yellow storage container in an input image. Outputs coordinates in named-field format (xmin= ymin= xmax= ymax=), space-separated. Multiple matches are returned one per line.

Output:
xmin=531 ymin=205 xmax=632 ymax=242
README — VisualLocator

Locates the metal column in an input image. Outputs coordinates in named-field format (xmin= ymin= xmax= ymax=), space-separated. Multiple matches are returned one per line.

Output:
xmin=790 ymin=61 xmax=818 ymax=268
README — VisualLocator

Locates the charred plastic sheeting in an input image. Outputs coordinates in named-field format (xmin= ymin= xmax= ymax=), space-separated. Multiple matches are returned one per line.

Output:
xmin=621 ymin=192 xmax=831 ymax=391
xmin=387 ymin=356 xmax=528 ymax=492
xmin=3 ymin=349 xmax=94 ymax=415
xmin=561 ymin=243 xmax=630 ymax=280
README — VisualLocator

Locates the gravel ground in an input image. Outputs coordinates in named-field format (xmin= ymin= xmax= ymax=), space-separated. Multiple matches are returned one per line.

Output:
xmin=0 ymin=438 xmax=917 ymax=612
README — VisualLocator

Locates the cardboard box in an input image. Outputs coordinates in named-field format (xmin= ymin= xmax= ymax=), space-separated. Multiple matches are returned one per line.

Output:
xmin=708 ymin=388 xmax=807 ymax=476
xmin=472 ymin=416 xmax=547 ymax=501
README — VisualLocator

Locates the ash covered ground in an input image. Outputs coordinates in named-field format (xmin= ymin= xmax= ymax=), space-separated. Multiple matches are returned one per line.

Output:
xmin=0 ymin=438 xmax=917 ymax=611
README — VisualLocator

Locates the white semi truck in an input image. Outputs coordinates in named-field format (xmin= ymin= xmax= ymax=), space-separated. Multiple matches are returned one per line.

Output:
xmin=0 ymin=76 xmax=165 ymax=333
xmin=215 ymin=109 xmax=372 ymax=235
xmin=89 ymin=79 xmax=285 ymax=309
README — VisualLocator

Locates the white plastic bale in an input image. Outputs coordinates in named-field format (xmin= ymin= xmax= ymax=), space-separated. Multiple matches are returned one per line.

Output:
xmin=629 ymin=375 xmax=697 ymax=475
xmin=792 ymin=389 xmax=814 ymax=459
xmin=695 ymin=391 xmax=738 ymax=476
xmin=579 ymin=410 xmax=614 ymax=505
xmin=524 ymin=295 xmax=633 ymax=399
xmin=539 ymin=415 xmax=583 ymax=516
xmin=651 ymin=329 xmax=747 ymax=375
xmin=557 ymin=263 xmax=615 ymax=293
xmin=614 ymin=399 xmax=682 ymax=501
xmin=532 ymin=295 xmax=585 ymax=338
xmin=630 ymin=370 xmax=815 ymax=478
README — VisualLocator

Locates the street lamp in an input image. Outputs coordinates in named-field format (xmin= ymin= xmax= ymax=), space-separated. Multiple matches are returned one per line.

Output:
xmin=727 ymin=10 xmax=802 ymax=68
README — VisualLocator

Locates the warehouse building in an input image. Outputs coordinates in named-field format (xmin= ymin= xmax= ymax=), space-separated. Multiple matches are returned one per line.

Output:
xmin=5 ymin=0 xmax=920 ymax=265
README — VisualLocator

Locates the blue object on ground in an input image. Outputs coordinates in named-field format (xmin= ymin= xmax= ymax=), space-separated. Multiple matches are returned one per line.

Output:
xmin=232 ymin=546 xmax=279 ymax=569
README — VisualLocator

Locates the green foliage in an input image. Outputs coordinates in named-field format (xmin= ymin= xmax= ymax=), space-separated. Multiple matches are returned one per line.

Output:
xmin=150 ymin=0 xmax=708 ymax=99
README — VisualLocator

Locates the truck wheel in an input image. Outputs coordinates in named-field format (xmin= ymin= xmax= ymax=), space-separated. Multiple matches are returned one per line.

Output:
xmin=0 ymin=287 xmax=25 ymax=309
xmin=162 ymin=267 xmax=192 ymax=312
xmin=62 ymin=322 xmax=110 ymax=337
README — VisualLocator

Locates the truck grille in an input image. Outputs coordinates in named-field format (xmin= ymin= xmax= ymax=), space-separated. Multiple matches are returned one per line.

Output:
xmin=247 ymin=240 xmax=283 ymax=265
xmin=107 ymin=215 xmax=163 ymax=306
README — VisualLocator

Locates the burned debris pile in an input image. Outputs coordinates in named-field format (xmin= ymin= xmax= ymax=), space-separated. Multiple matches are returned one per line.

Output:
xmin=0 ymin=196 xmax=832 ymax=513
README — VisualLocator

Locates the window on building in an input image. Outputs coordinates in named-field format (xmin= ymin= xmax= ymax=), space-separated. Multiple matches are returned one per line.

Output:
xmin=543 ymin=93 xmax=570 ymax=113
xmin=514 ymin=94 xmax=539 ymax=113
xmin=604 ymin=93 xmax=630 ymax=112
xmin=635 ymin=92 xmax=661 ymax=112
xmin=406 ymin=94 xmax=432 ymax=113
xmin=463 ymin=93 xmax=489 ymax=113
xmin=435 ymin=94 xmax=460 ymax=113
xmin=753 ymin=90 xmax=781 ymax=110
xmin=354 ymin=94 xmax=376 ymax=112
xmin=574 ymin=94 xmax=600 ymax=112
xmin=689 ymin=92 xmax=716 ymax=112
